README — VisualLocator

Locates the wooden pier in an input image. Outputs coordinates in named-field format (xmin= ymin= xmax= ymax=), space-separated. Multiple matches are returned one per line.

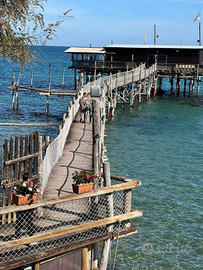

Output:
xmin=1 ymin=66 xmax=149 ymax=269
xmin=43 ymin=112 xmax=93 ymax=199
xmin=2 ymin=52 xmax=202 ymax=268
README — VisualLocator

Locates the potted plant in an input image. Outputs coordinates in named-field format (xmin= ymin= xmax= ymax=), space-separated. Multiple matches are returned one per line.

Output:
xmin=72 ymin=170 xmax=97 ymax=194
xmin=12 ymin=181 xmax=42 ymax=205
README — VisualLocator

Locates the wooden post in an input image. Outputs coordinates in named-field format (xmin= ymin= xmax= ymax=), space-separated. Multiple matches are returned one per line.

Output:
xmin=81 ymin=71 xmax=84 ymax=87
xmin=170 ymin=77 xmax=174 ymax=93
xmin=82 ymin=247 xmax=88 ymax=270
xmin=24 ymin=134 xmax=28 ymax=173
xmin=16 ymin=67 xmax=21 ymax=110
xmin=28 ymin=134 xmax=32 ymax=176
xmin=34 ymin=131 xmax=38 ymax=180
xmin=2 ymin=139 xmax=8 ymax=224
xmin=62 ymin=67 xmax=65 ymax=90
xmin=46 ymin=63 xmax=51 ymax=116
xmin=76 ymin=76 xmax=79 ymax=97
xmin=58 ymin=124 xmax=62 ymax=134
xmin=74 ymin=68 xmax=77 ymax=89
xmin=177 ymin=77 xmax=180 ymax=95
xmin=147 ymin=78 xmax=152 ymax=99
xmin=92 ymin=99 xmax=101 ymax=269
xmin=100 ymin=86 xmax=106 ymax=168
xmin=34 ymin=262 xmax=40 ymax=270
xmin=138 ymin=83 xmax=142 ymax=104
xmin=99 ymin=162 xmax=114 ymax=270
xmin=92 ymin=99 xmax=101 ymax=176
xmin=123 ymin=178 xmax=132 ymax=229
xmin=63 ymin=113 xmax=66 ymax=127
xmin=184 ymin=78 xmax=187 ymax=96
xmin=144 ymin=65 xmax=147 ymax=96
xmin=157 ymin=77 xmax=162 ymax=90
xmin=153 ymin=71 xmax=157 ymax=96
xmin=197 ymin=65 xmax=200 ymax=96
xmin=8 ymin=136 xmax=13 ymax=223
xmin=31 ymin=69 xmax=33 ymax=88
xmin=12 ymin=73 xmax=15 ymax=110
xmin=94 ymin=61 xmax=97 ymax=81
xmin=188 ymin=80 xmax=191 ymax=95
xmin=192 ymin=78 xmax=195 ymax=95
xmin=175 ymin=66 xmax=178 ymax=96
xmin=44 ymin=136 xmax=50 ymax=153
xmin=130 ymin=71 xmax=134 ymax=107
xmin=38 ymin=136 xmax=43 ymax=200
xmin=108 ymin=105 xmax=113 ymax=120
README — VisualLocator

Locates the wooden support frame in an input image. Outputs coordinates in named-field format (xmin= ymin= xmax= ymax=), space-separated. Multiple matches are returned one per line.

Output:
xmin=0 ymin=210 xmax=142 ymax=250
xmin=0 ymin=180 xmax=141 ymax=215
xmin=4 ymin=152 xmax=39 ymax=166
xmin=0 ymin=226 xmax=138 ymax=270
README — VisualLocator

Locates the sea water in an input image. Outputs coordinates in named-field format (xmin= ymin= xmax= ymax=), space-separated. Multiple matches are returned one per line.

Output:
xmin=105 ymin=94 xmax=203 ymax=269
xmin=0 ymin=46 xmax=203 ymax=269
xmin=0 ymin=46 xmax=74 ymax=160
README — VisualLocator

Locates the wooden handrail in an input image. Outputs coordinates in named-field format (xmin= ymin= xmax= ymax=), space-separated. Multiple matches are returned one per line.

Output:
xmin=4 ymin=152 xmax=39 ymax=166
xmin=3 ymin=174 xmax=39 ymax=188
xmin=0 ymin=180 xmax=141 ymax=215
xmin=0 ymin=209 xmax=143 ymax=250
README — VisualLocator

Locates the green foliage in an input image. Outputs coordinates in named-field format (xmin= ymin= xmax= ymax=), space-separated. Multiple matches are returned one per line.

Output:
xmin=72 ymin=170 xmax=97 ymax=185
xmin=0 ymin=0 xmax=72 ymax=65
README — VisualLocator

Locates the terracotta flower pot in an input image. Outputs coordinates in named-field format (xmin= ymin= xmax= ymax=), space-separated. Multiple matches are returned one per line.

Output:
xmin=72 ymin=183 xmax=94 ymax=194
xmin=12 ymin=193 xmax=38 ymax=206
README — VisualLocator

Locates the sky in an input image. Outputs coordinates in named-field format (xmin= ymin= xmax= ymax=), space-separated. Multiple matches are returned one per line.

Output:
xmin=42 ymin=0 xmax=203 ymax=47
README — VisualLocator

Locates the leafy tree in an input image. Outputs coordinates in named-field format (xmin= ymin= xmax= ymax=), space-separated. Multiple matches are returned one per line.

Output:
xmin=0 ymin=0 xmax=71 ymax=65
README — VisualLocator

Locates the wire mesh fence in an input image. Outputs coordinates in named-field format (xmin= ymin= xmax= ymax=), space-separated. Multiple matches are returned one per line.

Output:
xmin=0 ymin=187 xmax=135 ymax=264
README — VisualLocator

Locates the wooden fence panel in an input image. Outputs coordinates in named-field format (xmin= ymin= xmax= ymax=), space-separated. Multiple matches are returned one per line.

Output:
xmin=8 ymin=137 xmax=13 ymax=223
xmin=2 ymin=139 xmax=8 ymax=224
xmin=1 ymin=131 xmax=39 ymax=224
xmin=29 ymin=133 xmax=33 ymax=176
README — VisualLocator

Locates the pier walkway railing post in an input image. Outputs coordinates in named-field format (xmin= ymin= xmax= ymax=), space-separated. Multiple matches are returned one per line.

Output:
xmin=99 ymin=162 xmax=114 ymax=270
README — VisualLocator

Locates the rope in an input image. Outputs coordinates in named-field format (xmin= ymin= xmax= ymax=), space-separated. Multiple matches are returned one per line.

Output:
xmin=112 ymin=221 xmax=121 ymax=270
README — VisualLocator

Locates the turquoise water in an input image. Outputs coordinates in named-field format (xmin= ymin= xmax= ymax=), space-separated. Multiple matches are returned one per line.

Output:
xmin=105 ymin=95 xmax=203 ymax=269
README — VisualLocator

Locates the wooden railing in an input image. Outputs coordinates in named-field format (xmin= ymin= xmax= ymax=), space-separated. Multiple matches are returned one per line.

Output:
xmin=1 ymin=131 xmax=40 ymax=224
xmin=0 ymin=181 xmax=142 ymax=269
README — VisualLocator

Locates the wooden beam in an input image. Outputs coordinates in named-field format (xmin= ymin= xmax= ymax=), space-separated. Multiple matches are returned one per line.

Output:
xmin=0 ymin=226 xmax=138 ymax=270
xmin=0 ymin=180 xmax=141 ymax=215
xmin=3 ymin=174 xmax=39 ymax=188
xmin=0 ymin=210 xmax=143 ymax=250
xmin=0 ymin=123 xmax=59 ymax=126
xmin=8 ymin=86 xmax=76 ymax=93
xmin=4 ymin=152 xmax=39 ymax=166
xmin=113 ymin=229 xmax=138 ymax=240
xmin=38 ymin=93 xmax=76 ymax=96
xmin=110 ymin=174 xmax=136 ymax=182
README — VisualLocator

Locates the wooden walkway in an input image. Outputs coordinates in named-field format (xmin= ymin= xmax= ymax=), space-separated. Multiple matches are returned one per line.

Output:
xmin=43 ymin=113 xmax=93 ymax=199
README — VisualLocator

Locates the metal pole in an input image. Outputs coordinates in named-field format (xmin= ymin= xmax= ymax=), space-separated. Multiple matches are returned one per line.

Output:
xmin=199 ymin=22 xmax=201 ymax=46
xmin=154 ymin=24 xmax=157 ymax=45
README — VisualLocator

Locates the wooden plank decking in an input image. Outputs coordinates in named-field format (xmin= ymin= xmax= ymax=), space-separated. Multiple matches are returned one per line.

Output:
xmin=43 ymin=113 xmax=93 ymax=199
